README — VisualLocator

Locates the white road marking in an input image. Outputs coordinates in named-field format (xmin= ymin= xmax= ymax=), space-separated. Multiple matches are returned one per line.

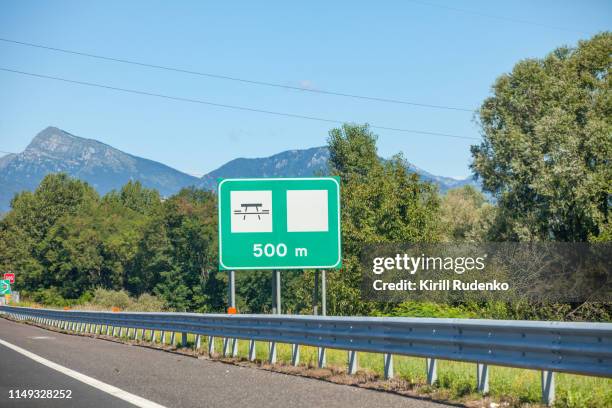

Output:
xmin=0 ymin=338 xmax=167 ymax=408
xmin=28 ymin=336 xmax=54 ymax=340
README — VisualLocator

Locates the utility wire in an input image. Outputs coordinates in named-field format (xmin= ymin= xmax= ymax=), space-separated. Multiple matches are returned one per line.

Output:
xmin=0 ymin=37 xmax=474 ymax=112
xmin=407 ymin=0 xmax=589 ymax=35
xmin=0 ymin=67 xmax=479 ymax=141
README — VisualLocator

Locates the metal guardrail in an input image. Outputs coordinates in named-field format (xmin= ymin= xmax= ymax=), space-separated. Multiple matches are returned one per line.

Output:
xmin=2 ymin=305 xmax=611 ymax=405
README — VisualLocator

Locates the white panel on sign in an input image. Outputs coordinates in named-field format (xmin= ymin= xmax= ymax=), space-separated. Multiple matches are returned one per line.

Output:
xmin=286 ymin=190 xmax=328 ymax=232
xmin=230 ymin=191 xmax=273 ymax=233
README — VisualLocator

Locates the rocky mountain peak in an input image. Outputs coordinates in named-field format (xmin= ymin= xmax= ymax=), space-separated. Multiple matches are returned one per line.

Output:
xmin=23 ymin=127 xmax=121 ymax=165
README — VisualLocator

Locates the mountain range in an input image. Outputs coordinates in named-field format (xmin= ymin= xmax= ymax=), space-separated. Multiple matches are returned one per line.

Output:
xmin=0 ymin=127 xmax=478 ymax=212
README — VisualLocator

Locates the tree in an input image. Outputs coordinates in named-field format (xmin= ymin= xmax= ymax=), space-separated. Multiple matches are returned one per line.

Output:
xmin=155 ymin=188 xmax=222 ymax=312
xmin=319 ymin=123 xmax=442 ymax=315
xmin=471 ymin=33 xmax=611 ymax=242
xmin=440 ymin=186 xmax=495 ymax=242
xmin=0 ymin=174 xmax=99 ymax=293
xmin=104 ymin=181 xmax=163 ymax=216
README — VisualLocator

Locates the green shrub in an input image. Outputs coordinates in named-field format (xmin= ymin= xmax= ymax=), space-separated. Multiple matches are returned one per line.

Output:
xmin=129 ymin=293 xmax=167 ymax=312
xmin=29 ymin=288 xmax=70 ymax=307
xmin=380 ymin=301 xmax=475 ymax=318
xmin=91 ymin=288 xmax=132 ymax=309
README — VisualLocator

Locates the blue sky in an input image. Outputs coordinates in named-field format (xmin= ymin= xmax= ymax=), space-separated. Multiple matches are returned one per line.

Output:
xmin=0 ymin=1 xmax=609 ymax=178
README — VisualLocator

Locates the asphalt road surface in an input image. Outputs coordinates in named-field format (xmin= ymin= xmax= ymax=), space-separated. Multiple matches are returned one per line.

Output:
xmin=0 ymin=318 xmax=452 ymax=408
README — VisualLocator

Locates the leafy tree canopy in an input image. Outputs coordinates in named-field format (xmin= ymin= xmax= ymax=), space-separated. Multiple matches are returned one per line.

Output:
xmin=471 ymin=32 xmax=611 ymax=241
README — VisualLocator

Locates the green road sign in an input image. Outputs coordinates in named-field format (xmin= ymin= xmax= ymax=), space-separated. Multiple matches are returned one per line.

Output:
xmin=218 ymin=177 xmax=342 ymax=270
xmin=0 ymin=279 xmax=11 ymax=295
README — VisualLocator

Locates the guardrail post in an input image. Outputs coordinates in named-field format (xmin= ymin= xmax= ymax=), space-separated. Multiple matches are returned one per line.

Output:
xmin=384 ymin=353 xmax=394 ymax=379
xmin=249 ymin=339 xmax=256 ymax=361
xmin=106 ymin=325 xmax=111 ymax=335
xmin=291 ymin=344 xmax=300 ymax=366
xmin=477 ymin=363 xmax=489 ymax=393
xmin=195 ymin=334 xmax=201 ymax=350
xmin=170 ymin=331 xmax=176 ymax=346
xmin=231 ymin=338 xmax=238 ymax=357
xmin=348 ymin=350 xmax=358 ymax=374
xmin=269 ymin=341 xmax=277 ymax=364
xmin=119 ymin=327 xmax=124 ymax=337
xmin=223 ymin=337 xmax=230 ymax=357
xmin=181 ymin=332 xmax=187 ymax=347
xmin=208 ymin=336 xmax=215 ymax=355
xmin=113 ymin=326 xmax=118 ymax=336
xmin=318 ymin=347 xmax=326 ymax=368
xmin=426 ymin=358 xmax=437 ymax=385
xmin=151 ymin=330 xmax=156 ymax=343
xmin=541 ymin=370 xmax=555 ymax=406
xmin=160 ymin=330 xmax=165 ymax=344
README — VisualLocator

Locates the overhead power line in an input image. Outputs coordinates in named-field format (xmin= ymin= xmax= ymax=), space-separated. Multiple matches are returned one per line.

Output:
xmin=0 ymin=67 xmax=479 ymax=141
xmin=0 ymin=37 xmax=474 ymax=112
xmin=407 ymin=0 xmax=589 ymax=35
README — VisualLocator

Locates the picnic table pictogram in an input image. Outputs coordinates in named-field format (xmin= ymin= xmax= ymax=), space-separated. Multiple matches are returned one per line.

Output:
xmin=233 ymin=203 xmax=270 ymax=220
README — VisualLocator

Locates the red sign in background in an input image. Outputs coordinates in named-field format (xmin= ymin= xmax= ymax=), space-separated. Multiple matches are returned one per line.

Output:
xmin=3 ymin=273 xmax=14 ymax=284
